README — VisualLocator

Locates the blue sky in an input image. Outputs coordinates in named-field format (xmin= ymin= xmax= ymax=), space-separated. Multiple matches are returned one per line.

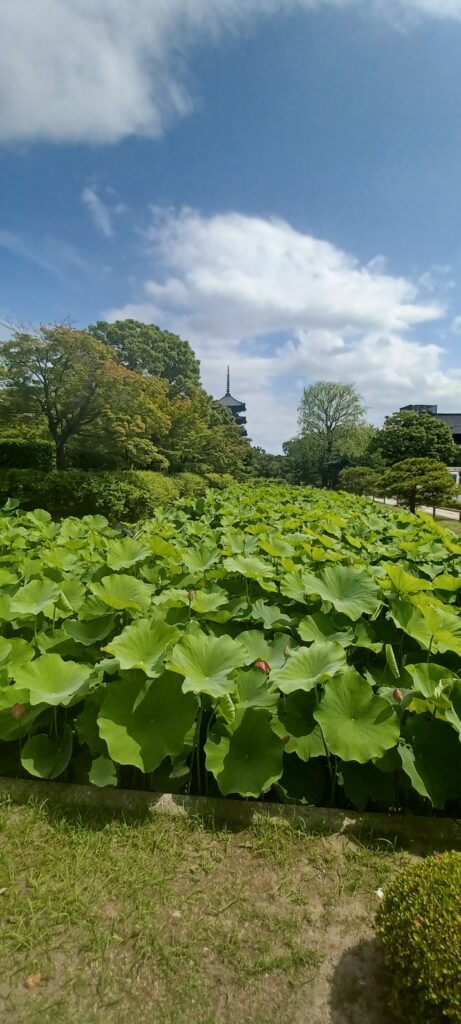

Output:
xmin=2 ymin=1 xmax=461 ymax=451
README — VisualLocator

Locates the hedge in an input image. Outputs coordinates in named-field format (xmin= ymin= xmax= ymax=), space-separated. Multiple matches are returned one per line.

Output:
xmin=0 ymin=470 xmax=180 ymax=521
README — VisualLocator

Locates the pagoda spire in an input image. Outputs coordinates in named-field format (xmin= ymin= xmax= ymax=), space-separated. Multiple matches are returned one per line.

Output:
xmin=226 ymin=366 xmax=230 ymax=395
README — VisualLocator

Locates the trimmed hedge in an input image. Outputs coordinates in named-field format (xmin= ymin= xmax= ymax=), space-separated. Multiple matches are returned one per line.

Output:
xmin=377 ymin=851 xmax=461 ymax=1023
xmin=0 ymin=469 xmax=179 ymax=521
xmin=0 ymin=439 xmax=55 ymax=471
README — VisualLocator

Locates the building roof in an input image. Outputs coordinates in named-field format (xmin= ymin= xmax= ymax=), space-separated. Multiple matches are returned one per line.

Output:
xmin=218 ymin=367 xmax=246 ymax=411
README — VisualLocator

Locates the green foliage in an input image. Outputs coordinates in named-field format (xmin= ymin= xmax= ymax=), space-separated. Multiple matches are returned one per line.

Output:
xmin=377 ymin=853 xmax=461 ymax=1023
xmin=0 ymin=437 xmax=55 ymax=471
xmin=0 ymin=326 xmax=171 ymax=469
xmin=373 ymin=410 xmax=460 ymax=466
xmin=87 ymin=319 xmax=201 ymax=398
xmin=381 ymin=458 xmax=458 ymax=512
xmin=0 ymin=469 xmax=179 ymax=520
xmin=1 ymin=482 xmax=461 ymax=812
xmin=174 ymin=472 xmax=208 ymax=497
xmin=205 ymin=472 xmax=235 ymax=490
xmin=338 ymin=465 xmax=381 ymax=496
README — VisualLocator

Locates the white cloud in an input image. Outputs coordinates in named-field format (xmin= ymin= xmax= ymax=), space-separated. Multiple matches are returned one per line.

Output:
xmin=106 ymin=207 xmax=461 ymax=450
xmin=82 ymin=186 xmax=114 ymax=238
xmin=1 ymin=0 xmax=461 ymax=144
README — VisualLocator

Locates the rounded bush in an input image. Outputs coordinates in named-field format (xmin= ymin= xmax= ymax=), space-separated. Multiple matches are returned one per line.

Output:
xmin=376 ymin=852 xmax=461 ymax=1023
xmin=0 ymin=469 xmax=179 ymax=521
xmin=173 ymin=472 xmax=207 ymax=497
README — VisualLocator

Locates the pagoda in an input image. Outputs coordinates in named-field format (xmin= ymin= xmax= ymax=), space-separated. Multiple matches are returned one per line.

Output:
xmin=218 ymin=367 xmax=247 ymax=430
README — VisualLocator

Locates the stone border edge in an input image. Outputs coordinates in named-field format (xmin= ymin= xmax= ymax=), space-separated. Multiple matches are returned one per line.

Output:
xmin=1 ymin=777 xmax=461 ymax=851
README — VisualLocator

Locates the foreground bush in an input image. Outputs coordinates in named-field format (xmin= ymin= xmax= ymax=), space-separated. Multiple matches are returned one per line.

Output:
xmin=377 ymin=852 xmax=461 ymax=1023
xmin=0 ymin=469 xmax=179 ymax=520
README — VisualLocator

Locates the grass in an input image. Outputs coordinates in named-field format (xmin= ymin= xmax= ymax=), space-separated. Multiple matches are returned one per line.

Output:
xmin=0 ymin=797 xmax=412 ymax=1024
xmin=438 ymin=517 xmax=461 ymax=535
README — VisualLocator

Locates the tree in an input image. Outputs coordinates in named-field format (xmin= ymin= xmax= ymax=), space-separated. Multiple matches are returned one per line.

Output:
xmin=373 ymin=411 xmax=459 ymax=466
xmin=338 ymin=466 xmax=381 ymax=496
xmin=291 ymin=382 xmax=367 ymax=486
xmin=380 ymin=458 xmax=458 ymax=513
xmin=158 ymin=389 xmax=251 ymax=477
xmin=246 ymin=447 xmax=290 ymax=480
xmin=87 ymin=320 xmax=201 ymax=398
xmin=0 ymin=327 xmax=171 ymax=469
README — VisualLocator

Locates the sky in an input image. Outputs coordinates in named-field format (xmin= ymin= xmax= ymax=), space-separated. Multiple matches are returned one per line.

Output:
xmin=2 ymin=2 xmax=461 ymax=451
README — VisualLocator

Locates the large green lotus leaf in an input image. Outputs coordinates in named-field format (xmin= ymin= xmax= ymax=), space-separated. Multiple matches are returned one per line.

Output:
xmin=64 ymin=615 xmax=115 ymax=646
xmin=340 ymin=761 xmax=398 ymax=812
xmin=58 ymin=577 xmax=86 ymax=613
xmin=314 ymin=669 xmax=400 ymax=763
xmin=153 ymin=588 xmax=190 ymax=609
xmin=272 ymin=690 xmax=325 ymax=760
xmin=258 ymin=536 xmax=295 ymax=558
xmin=224 ymin=555 xmax=275 ymax=583
xmin=381 ymin=563 xmax=433 ymax=595
xmin=0 ymin=637 xmax=11 ymax=664
xmin=399 ymin=717 xmax=461 ymax=808
xmin=89 ymin=755 xmax=118 ymax=788
xmin=275 ymin=754 xmax=329 ymax=806
xmin=280 ymin=570 xmax=310 ymax=603
xmin=431 ymin=573 xmax=461 ymax=592
xmin=237 ymin=631 xmax=294 ymax=669
xmin=13 ymin=654 xmax=93 ymax=706
xmin=248 ymin=599 xmax=292 ymax=630
xmin=10 ymin=578 xmax=61 ymax=617
xmin=302 ymin=566 xmax=381 ymax=621
xmin=76 ymin=695 xmax=107 ymax=755
xmin=167 ymin=632 xmax=246 ymax=698
xmin=21 ymin=726 xmax=73 ymax=779
xmin=98 ymin=673 xmax=198 ymax=773
xmin=404 ymin=663 xmax=457 ymax=699
xmin=270 ymin=642 xmax=347 ymax=695
xmin=106 ymin=537 xmax=151 ymax=570
xmin=78 ymin=594 xmax=113 ymax=620
xmin=0 ymin=568 xmax=19 ymax=586
xmin=103 ymin=617 xmax=179 ymax=675
xmin=235 ymin=669 xmax=279 ymax=711
xmin=391 ymin=598 xmax=461 ymax=655
xmin=206 ymin=709 xmax=284 ymax=797
xmin=191 ymin=589 xmax=229 ymax=614
xmin=297 ymin=612 xmax=354 ymax=648
xmin=89 ymin=574 xmax=152 ymax=612
xmin=147 ymin=535 xmax=179 ymax=560
xmin=446 ymin=681 xmax=461 ymax=738
xmin=182 ymin=544 xmax=220 ymax=573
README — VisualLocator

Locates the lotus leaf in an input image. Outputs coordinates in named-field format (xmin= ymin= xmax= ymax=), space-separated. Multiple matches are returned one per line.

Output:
xmin=314 ymin=669 xmax=400 ymax=763
xmin=103 ymin=617 xmax=179 ymax=675
xmin=270 ymin=642 xmax=347 ymax=694
xmin=206 ymin=709 xmax=284 ymax=797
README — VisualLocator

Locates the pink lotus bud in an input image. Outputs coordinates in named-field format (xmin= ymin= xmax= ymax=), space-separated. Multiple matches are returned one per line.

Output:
xmin=187 ymin=590 xmax=196 ymax=603
xmin=11 ymin=703 xmax=25 ymax=720
xmin=393 ymin=688 xmax=404 ymax=702
xmin=284 ymin=645 xmax=291 ymax=658
xmin=255 ymin=659 xmax=270 ymax=674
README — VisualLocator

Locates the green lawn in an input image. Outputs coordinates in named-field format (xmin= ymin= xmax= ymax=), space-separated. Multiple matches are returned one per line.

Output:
xmin=0 ymin=797 xmax=411 ymax=1024
xmin=438 ymin=517 xmax=461 ymax=535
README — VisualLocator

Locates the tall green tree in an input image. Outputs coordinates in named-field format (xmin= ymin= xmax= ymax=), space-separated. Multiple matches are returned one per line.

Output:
xmin=380 ymin=458 xmax=458 ymax=513
xmin=161 ymin=390 xmax=250 ymax=476
xmin=0 ymin=327 xmax=171 ymax=469
xmin=288 ymin=382 xmax=367 ymax=485
xmin=87 ymin=320 xmax=201 ymax=398
xmin=373 ymin=411 xmax=459 ymax=466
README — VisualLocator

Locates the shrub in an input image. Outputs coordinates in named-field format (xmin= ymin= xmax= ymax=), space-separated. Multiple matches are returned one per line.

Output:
xmin=173 ymin=472 xmax=208 ymax=497
xmin=205 ymin=472 xmax=235 ymax=490
xmin=0 ymin=438 xmax=55 ymax=471
xmin=0 ymin=469 xmax=179 ymax=521
xmin=338 ymin=465 xmax=381 ymax=496
xmin=376 ymin=852 xmax=461 ymax=1023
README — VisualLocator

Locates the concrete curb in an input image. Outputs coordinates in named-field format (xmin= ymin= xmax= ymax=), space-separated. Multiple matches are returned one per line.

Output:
xmin=1 ymin=778 xmax=460 ymax=852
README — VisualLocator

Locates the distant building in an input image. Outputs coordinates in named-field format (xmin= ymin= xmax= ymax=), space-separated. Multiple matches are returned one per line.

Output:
xmin=218 ymin=367 xmax=247 ymax=430
xmin=400 ymin=404 xmax=461 ymax=446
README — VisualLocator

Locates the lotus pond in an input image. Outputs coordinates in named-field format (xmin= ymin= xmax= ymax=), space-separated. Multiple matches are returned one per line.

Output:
xmin=1 ymin=484 xmax=461 ymax=814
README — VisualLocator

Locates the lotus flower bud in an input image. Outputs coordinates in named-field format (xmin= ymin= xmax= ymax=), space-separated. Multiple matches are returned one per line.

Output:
xmin=255 ymin=659 xmax=270 ymax=674
xmin=393 ymin=688 xmax=404 ymax=702
xmin=11 ymin=703 xmax=25 ymax=720
xmin=284 ymin=645 xmax=291 ymax=658
xmin=187 ymin=590 xmax=196 ymax=603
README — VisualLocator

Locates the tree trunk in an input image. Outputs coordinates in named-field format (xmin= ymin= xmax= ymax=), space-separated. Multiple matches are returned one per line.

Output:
xmin=55 ymin=441 xmax=66 ymax=470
